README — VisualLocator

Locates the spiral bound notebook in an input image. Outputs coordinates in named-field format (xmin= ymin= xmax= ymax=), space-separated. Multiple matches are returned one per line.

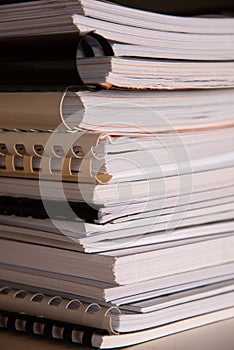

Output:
xmin=1 ymin=308 xmax=234 ymax=348
xmin=0 ymin=129 xmax=114 ymax=184
xmin=1 ymin=91 xmax=234 ymax=186
xmin=0 ymin=31 xmax=114 ymax=91
xmin=1 ymin=89 xmax=234 ymax=132
xmin=0 ymin=286 xmax=233 ymax=349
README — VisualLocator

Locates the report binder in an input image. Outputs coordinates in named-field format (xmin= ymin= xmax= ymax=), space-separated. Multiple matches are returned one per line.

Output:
xmin=0 ymin=286 xmax=233 ymax=349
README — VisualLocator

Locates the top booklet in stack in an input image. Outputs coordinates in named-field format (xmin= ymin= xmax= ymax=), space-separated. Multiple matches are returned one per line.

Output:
xmin=1 ymin=0 xmax=234 ymax=89
xmin=72 ymin=0 xmax=234 ymax=89
xmin=1 ymin=0 xmax=234 ymax=39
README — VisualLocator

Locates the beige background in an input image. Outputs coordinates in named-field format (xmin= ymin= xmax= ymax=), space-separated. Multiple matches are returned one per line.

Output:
xmin=0 ymin=318 xmax=234 ymax=350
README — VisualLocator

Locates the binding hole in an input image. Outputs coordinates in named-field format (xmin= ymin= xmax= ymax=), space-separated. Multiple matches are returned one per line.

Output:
xmin=0 ymin=156 xmax=6 ymax=169
xmin=14 ymin=156 xmax=24 ymax=170
xmin=106 ymin=307 xmax=120 ymax=316
xmin=70 ymin=158 xmax=81 ymax=174
xmin=0 ymin=314 xmax=8 ymax=328
xmin=0 ymin=287 xmax=11 ymax=295
xmin=15 ymin=144 xmax=26 ymax=155
xmin=0 ymin=143 xmax=7 ymax=155
xmin=48 ymin=296 xmax=62 ymax=306
xmin=32 ymin=155 xmax=41 ymax=172
xmin=34 ymin=144 xmax=44 ymax=156
xmin=31 ymin=293 xmax=44 ymax=303
xmin=53 ymin=145 xmax=65 ymax=157
xmin=72 ymin=146 xmax=84 ymax=157
xmin=66 ymin=300 xmax=81 ymax=310
xmin=14 ymin=290 xmax=27 ymax=299
xmin=50 ymin=157 xmax=62 ymax=173
xmin=86 ymin=304 xmax=101 ymax=314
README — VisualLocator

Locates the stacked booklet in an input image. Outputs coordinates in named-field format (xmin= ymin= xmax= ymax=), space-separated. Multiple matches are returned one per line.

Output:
xmin=0 ymin=0 xmax=233 ymax=348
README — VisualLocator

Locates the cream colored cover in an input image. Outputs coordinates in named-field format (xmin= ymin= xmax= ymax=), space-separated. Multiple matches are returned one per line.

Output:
xmin=0 ymin=92 xmax=68 ymax=131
